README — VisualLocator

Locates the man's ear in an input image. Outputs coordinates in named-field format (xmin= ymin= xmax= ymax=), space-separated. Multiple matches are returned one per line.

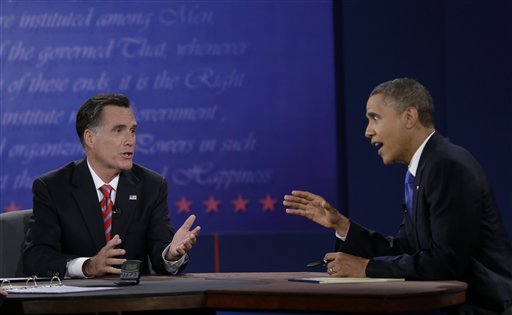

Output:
xmin=83 ymin=129 xmax=95 ymax=149
xmin=403 ymin=107 xmax=419 ymax=128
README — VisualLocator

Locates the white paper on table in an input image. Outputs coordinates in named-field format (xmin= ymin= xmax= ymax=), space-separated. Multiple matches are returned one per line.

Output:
xmin=5 ymin=285 xmax=119 ymax=294
xmin=288 ymin=277 xmax=405 ymax=284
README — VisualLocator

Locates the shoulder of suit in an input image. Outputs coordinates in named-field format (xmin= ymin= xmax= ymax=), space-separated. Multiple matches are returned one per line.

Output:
xmin=129 ymin=163 xmax=166 ymax=182
xmin=423 ymin=136 xmax=482 ymax=174
xmin=36 ymin=160 xmax=83 ymax=182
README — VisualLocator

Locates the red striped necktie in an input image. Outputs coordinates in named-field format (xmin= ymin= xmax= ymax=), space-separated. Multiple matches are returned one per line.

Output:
xmin=99 ymin=184 xmax=113 ymax=242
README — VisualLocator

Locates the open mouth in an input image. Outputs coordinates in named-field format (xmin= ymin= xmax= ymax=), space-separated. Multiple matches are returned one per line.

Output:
xmin=372 ymin=142 xmax=383 ymax=154
xmin=122 ymin=152 xmax=133 ymax=158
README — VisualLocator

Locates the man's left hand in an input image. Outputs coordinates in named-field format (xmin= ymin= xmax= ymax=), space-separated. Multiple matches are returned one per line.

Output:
xmin=324 ymin=252 xmax=369 ymax=277
xmin=166 ymin=214 xmax=201 ymax=261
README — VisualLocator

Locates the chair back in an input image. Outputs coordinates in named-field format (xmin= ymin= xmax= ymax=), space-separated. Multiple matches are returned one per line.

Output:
xmin=0 ymin=209 xmax=33 ymax=277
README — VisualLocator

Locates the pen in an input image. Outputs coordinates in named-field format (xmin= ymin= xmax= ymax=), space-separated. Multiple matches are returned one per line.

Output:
xmin=306 ymin=259 xmax=328 ymax=268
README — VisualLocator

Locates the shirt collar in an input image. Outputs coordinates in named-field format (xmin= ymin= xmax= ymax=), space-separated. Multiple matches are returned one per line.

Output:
xmin=86 ymin=159 xmax=120 ymax=191
xmin=408 ymin=131 xmax=436 ymax=176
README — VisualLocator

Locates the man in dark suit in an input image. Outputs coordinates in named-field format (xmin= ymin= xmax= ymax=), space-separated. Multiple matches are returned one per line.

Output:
xmin=283 ymin=78 xmax=512 ymax=314
xmin=23 ymin=93 xmax=200 ymax=278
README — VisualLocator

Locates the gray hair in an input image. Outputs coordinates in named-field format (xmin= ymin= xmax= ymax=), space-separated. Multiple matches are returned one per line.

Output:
xmin=370 ymin=78 xmax=435 ymax=127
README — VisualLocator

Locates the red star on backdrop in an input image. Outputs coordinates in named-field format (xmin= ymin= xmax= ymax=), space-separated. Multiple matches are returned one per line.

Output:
xmin=232 ymin=195 xmax=249 ymax=213
xmin=4 ymin=201 xmax=21 ymax=212
xmin=260 ymin=194 xmax=277 ymax=212
xmin=175 ymin=196 xmax=192 ymax=214
xmin=203 ymin=195 xmax=220 ymax=213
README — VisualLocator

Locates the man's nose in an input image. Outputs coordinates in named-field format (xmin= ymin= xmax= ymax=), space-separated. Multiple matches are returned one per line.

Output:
xmin=365 ymin=124 xmax=374 ymax=138
xmin=125 ymin=133 xmax=135 ymax=146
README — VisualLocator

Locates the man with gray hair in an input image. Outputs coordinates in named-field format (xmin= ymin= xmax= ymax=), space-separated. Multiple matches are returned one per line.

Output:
xmin=284 ymin=78 xmax=512 ymax=314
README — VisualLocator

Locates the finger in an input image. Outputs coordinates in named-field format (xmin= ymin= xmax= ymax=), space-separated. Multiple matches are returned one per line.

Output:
xmin=283 ymin=201 xmax=306 ymax=210
xmin=180 ymin=214 xmax=196 ymax=231
xmin=190 ymin=226 xmax=201 ymax=236
xmin=105 ymin=235 xmax=122 ymax=248
xmin=291 ymin=190 xmax=320 ymax=201
xmin=107 ymin=266 xmax=122 ymax=274
xmin=285 ymin=209 xmax=306 ymax=216
xmin=107 ymin=248 xmax=126 ymax=257
xmin=187 ymin=233 xmax=198 ymax=244
xmin=180 ymin=235 xmax=194 ymax=247
xmin=106 ymin=258 xmax=127 ymax=266
xmin=285 ymin=208 xmax=306 ymax=216
xmin=283 ymin=195 xmax=309 ymax=205
xmin=283 ymin=202 xmax=305 ymax=211
xmin=183 ymin=232 xmax=198 ymax=245
xmin=324 ymin=252 xmax=337 ymax=261
xmin=291 ymin=190 xmax=310 ymax=196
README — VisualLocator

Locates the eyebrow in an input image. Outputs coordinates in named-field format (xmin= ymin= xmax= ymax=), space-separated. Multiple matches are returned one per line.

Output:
xmin=111 ymin=123 xmax=138 ymax=131
xmin=366 ymin=112 xmax=380 ymax=119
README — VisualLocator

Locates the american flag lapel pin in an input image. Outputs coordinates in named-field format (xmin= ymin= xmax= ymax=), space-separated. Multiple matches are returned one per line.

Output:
xmin=129 ymin=195 xmax=137 ymax=201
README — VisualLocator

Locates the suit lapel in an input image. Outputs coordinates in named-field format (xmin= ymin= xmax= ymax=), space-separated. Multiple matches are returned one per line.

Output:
xmin=112 ymin=169 xmax=141 ymax=240
xmin=404 ymin=133 xmax=444 ymax=248
xmin=414 ymin=132 xmax=445 ymax=223
xmin=71 ymin=159 xmax=106 ymax=251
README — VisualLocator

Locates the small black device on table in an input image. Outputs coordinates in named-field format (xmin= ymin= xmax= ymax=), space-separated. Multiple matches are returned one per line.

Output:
xmin=115 ymin=260 xmax=142 ymax=285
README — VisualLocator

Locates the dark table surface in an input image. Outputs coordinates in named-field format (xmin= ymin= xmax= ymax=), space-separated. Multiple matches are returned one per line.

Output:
xmin=0 ymin=272 xmax=467 ymax=314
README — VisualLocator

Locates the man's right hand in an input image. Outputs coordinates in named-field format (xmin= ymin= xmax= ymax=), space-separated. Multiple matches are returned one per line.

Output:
xmin=283 ymin=190 xmax=350 ymax=236
xmin=82 ymin=234 xmax=126 ymax=277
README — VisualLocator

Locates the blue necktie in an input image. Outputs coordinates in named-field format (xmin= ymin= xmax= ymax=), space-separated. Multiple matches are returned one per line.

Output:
xmin=404 ymin=170 xmax=415 ymax=216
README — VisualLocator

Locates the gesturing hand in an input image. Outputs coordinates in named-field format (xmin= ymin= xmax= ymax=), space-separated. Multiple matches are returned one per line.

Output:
xmin=166 ymin=214 xmax=201 ymax=261
xmin=83 ymin=234 xmax=126 ymax=277
xmin=283 ymin=190 xmax=349 ymax=235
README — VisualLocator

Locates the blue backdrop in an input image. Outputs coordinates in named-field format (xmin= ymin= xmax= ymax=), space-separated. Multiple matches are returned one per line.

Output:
xmin=1 ymin=0 xmax=510 ymax=275
xmin=0 ymin=1 xmax=339 ymax=235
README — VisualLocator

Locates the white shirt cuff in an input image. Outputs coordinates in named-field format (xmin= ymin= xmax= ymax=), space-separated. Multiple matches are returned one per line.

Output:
xmin=335 ymin=231 xmax=347 ymax=242
xmin=66 ymin=257 xmax=89 ymax=278
xmin=162 ymin=244 xmax=188 ymax=274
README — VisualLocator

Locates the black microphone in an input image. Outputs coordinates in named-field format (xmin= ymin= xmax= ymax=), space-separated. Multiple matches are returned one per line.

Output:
xmin=113 ymin=205 xmax=121 ymax=215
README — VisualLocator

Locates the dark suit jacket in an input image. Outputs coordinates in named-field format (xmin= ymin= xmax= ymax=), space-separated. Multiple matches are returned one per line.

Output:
xmin=337 ymin=133 xmax=512 ymax=313
xmin=22 ymin=159 xmax=184 ymax=277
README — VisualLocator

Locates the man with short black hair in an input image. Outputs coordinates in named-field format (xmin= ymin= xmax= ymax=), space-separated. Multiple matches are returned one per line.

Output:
xmin=284 ymin=78 xmax=512 ymax=314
